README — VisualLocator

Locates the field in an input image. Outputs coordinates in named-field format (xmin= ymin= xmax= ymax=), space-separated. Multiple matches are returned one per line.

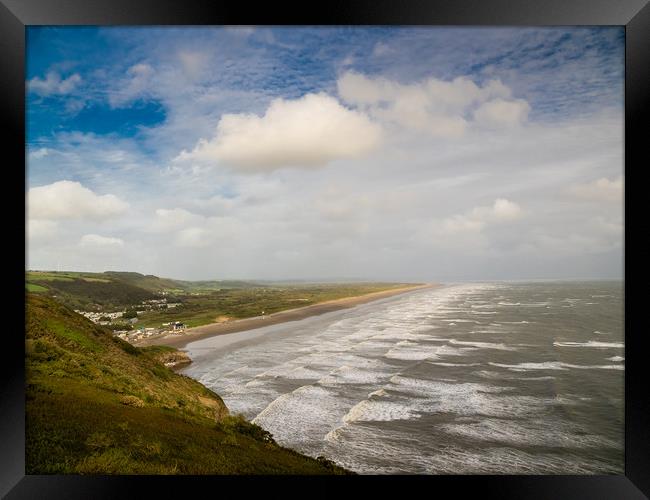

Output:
xmin=135 ymin=283 xmax=413 ymax=328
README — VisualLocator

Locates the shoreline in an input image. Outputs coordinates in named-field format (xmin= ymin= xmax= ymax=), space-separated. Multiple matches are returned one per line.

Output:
xmin=139 ymin=283 xmax=438 ymax=350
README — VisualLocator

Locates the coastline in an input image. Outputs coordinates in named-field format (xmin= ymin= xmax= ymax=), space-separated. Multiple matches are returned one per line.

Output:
xmin=139 ymin=283 xmax=438 ymax=350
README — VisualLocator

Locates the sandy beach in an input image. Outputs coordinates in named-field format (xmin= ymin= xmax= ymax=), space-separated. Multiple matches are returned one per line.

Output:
xmin=139 ymin=283 xmax=437 ymax=349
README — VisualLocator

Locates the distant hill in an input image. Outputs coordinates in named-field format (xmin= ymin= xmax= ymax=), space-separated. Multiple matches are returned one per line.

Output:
xmin=26 ymin=293 xmax=349 ymax=474
xmin=26 ymin=271 xmax=159 ymax=309
xmin=25 ymin=271 xmax=267 ymax=310
xmin=103 ymin=271 xmax=184 ymax=292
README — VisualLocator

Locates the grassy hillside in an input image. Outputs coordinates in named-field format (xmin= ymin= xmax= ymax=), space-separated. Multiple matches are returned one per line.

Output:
xmin=26 ymin=294 xmax=349 ymax=474
xmin=26 ymin=271 xmax=159 ymax=309
xmin=103 ymin=271 xmax=186 ymax=293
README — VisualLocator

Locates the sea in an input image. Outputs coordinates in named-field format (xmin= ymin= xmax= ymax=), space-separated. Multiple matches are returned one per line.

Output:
xmin=180 ymin=281 xmax=624 ymax=474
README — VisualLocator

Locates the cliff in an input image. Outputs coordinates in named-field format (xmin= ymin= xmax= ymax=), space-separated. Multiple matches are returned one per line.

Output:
xmin=25 ymin=294 xmax=350 ymax=474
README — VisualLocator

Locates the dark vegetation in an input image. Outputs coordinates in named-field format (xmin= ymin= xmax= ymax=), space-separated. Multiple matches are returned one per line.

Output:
xmin=26 ymin=294 xmax=351 ymax=474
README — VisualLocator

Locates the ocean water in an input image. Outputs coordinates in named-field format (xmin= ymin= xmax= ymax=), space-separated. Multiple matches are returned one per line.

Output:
xmin=181 ymin=282 xmax=624 ymax=474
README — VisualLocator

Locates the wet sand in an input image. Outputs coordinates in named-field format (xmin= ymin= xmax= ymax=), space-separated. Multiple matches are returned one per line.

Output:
xmin=139 ymin=284 xmax=437 ymax=349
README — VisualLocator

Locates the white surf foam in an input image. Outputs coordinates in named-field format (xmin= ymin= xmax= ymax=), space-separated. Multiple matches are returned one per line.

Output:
xmin=489 ymin=361 xmax=624 ymax=371
xmin=252 ymin=384 xmax=352 ymax=448
xmin=449 ymin=339 xmax=517 ymax=351
xmin=553 ymin=341 xmax=624 ymax=348
xmin=430 ymin=362 xmax=482 ymax=367
xmin=318 ymin=364 xmax=392 ymax=385
xmin=342 ymin=399 xmax=418 ymax=423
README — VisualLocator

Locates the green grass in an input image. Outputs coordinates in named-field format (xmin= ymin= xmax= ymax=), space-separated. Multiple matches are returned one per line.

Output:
xmin=26 ymin=273 xmax=158 ymax=310
xmin=137 ymin=283 xmax=418 ymax=328
xmin=26 ymin=293 xmax=351 ymax=475
xmin=27 ymin=274 xmax=75 ymax=282
xmin=26 ymin=283 xmax=48 ymax=292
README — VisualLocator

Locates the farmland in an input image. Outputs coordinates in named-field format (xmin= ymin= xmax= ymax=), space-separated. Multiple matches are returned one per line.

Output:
xmin=26 ymin=270 xmax=416 ymax=330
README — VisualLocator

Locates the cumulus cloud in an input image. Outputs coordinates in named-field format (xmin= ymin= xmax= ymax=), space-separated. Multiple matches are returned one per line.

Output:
xmin=27 ymin=219 xmax=58 ymax=242
xmin=28 ymin=72 xmax=82 ymax=96
xmin=28 ymin=180 xmax=129 ymax=220
xmin=80 ymin=234 xmax=125 ymax=248
xmin=569 ymin=176 xmax=623 ymax=202
xmin=175 ymin=93 xmax=382 ymax=171
xmin=337 ymin=71 xmax=528 ymax=137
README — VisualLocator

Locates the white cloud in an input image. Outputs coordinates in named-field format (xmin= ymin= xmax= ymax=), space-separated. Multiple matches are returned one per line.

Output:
xmin=28 ymin=72 xmax=81 ymax=96
xmin=475 ymin=198 xmax=523 ymax=221
xmin=28 ymin=180 xmax=129 ymax=220
xmin=570 ymin=176 xmax=623 ymax=202
xmin=175 ymin=93 xmax=382 ymax=170
xmin=152 ymin=208 xmax=205 ymax=232
xmin=80 ymin=234 xmax=125 ymax=248
xmin=589 ymin=216 xmax=623 ymax=236
xmin=372 ymin=42 xmax=393 ymax=57
xmin=442 ymin=199 xmax=523 ymax=234
xmin=175 ymin=226 xmax=213 ymax=248
xmin=473 ymin=98 xmax=530 ymax=127
xmin=28 ymin=148 xmax=50 ymax=160
xmin=108 ymin=63 xmax=155 ymax=108
xmin=337 ymin=72 xmax=528 ymax=137
xmin=341 ymin=55 xmax=355 ymax=67
xmin=410 ymin=198 xmax=525 ymax=258
xmin=178 ymin=51 xmax=207 ymax=80
xmin=224 ymin=27 xmax=256 ymax=37
xmin=27 ymin=219 xmax=58 ymax=242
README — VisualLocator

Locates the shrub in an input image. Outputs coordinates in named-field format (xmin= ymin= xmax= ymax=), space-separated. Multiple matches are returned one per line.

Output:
xmin=220 ymin=414 xmax=275 ymax=444
xmin=120 ymin=395 xmax=145 ymax=408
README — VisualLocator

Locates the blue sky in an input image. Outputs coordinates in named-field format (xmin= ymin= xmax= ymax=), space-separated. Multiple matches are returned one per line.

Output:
xmin=26 ymin=27 xmax=624 ymax=281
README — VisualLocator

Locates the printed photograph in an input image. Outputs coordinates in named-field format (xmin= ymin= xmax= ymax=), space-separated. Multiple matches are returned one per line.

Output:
xmin=26 ymin=26 xmax=624 ymax=474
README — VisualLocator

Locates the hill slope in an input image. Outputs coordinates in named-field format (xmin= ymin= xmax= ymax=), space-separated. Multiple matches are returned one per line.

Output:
xmin=26 ymin=271 xmax=160 ymax=309
xmin=25 ymin=271 xmax=266 ymax=310
xmin=26 ymin=294 xmax=349 ymax=474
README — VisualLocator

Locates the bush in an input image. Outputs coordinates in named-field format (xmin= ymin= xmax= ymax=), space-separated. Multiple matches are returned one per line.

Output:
xmin=316 ymin=456 xmax=340 ymax=471
xmin=220 ymin=414 xmax=275 ymax=444
xmin=120 ymin=395 xmax=145 ymax=407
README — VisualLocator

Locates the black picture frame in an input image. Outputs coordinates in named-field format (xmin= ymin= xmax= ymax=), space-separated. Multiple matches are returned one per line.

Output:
xmin=2 ymin=1 xmax=648 ymax=498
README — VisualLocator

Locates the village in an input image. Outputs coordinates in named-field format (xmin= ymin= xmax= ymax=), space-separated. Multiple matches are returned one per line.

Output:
xmin=74 ymin=297 xmax=187 ymax=343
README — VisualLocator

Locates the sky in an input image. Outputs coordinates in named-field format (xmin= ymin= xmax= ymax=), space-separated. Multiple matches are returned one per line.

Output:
xmin=26 ymin=27 xmax=624 ymax=282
